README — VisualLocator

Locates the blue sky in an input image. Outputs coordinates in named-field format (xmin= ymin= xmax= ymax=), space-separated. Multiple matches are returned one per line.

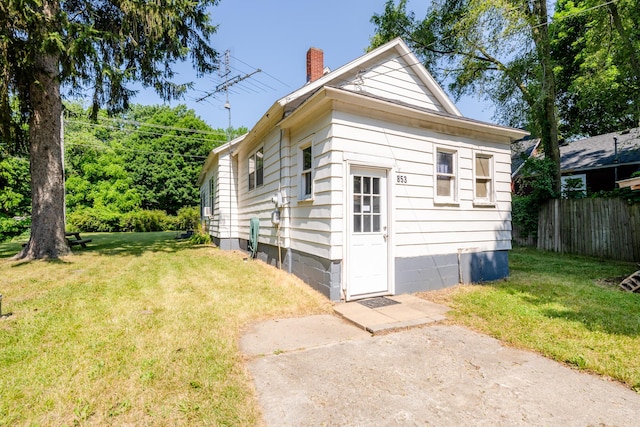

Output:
xmin=137 ymin=0 xmax=495 ymax=131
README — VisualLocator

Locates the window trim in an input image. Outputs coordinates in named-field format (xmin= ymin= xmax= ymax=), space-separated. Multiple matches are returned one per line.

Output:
xmin=434 ymin=147 xmax=459 ymax=205
xmin=209 ymin=176 xmax=215 ymax=212
xmin=473 ymin=152 xmax=495 ymax=206
xmin=248 ymin=147 xmax=264 ymax=191
xmin=200 ymin=189 xmax=207 ymax=218
xmin=299 ymin=143 xmax=313 ymax=201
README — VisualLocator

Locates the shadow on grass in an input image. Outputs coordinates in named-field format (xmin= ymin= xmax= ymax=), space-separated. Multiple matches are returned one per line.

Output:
xmin=0 ymin=231 xmax=210 ymax=260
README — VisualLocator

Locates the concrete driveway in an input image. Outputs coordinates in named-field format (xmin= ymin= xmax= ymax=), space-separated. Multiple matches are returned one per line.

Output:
xmin=240 ymin=314 xmax=640 ymax=426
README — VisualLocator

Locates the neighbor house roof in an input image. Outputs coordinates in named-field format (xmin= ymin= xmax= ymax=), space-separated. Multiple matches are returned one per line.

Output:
xmin=560 ymin=127 xmax=640 ymax=173
xmin=511 ymin=127 xmax=640 ymax=177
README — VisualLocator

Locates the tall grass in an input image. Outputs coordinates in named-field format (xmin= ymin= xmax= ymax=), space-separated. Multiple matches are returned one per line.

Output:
xmin=421 ymin=247 xmax=640 ymax=391
xmin=0 ymin=232 xmax=332 ymax=425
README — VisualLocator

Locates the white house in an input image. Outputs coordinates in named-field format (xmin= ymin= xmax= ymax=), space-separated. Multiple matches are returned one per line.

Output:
xmin=197 ymin=38 xmax=528 ymax=301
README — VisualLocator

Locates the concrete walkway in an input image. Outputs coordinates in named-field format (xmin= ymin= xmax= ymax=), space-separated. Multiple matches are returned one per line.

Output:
xmin=240 ymin=300 xmax=640 ymax=426
xmin=334 ymin=294 xmax=450 ymax=334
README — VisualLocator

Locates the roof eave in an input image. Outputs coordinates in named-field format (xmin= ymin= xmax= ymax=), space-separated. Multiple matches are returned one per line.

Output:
xmin=280 ymin=86 xmax=528 ymax=143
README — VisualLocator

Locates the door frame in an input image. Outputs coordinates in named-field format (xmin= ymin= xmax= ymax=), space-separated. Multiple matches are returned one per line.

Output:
xmin=344 ymin=161 xmax=394 ymax=301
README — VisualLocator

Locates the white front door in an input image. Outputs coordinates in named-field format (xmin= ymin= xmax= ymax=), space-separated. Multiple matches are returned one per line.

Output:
xmin=347 ymin=167 xmax=389 ymax=300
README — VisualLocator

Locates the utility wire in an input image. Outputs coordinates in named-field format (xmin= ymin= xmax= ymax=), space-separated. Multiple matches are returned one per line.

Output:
xmin=94 ymin=116 xmax=230 ymax=137
xmin=65 ymin=140 xmax=209 ymax=159
xmin=64 ymin=119 xmax=228 ymax=143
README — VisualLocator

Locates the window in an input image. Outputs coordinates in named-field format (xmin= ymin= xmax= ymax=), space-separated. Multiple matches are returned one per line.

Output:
xmin=436 ymin=149 xmax=457 ymax=201
xmin=209 ymin=176 xmax=215 ymax=211
xmin=353 ymin=175 xmax=382 ymax=233
xmin=561 ymin=174 xmax=586 ymax=198
xmin=248 ymin=148 xmax=264 ymax=191
xmin=200 ymin=189 xmax=206 ymax=218
xmin=300 ymin=144 xmax=313 ymax=199
xmin=474 ymin=154 xmax=493 ymax=203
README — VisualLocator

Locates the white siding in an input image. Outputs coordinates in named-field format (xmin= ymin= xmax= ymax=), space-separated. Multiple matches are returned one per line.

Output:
xmin=216 ymin=150 xmax=238 ymax=240
xmin=340 ymin=53 xmax=446 ymax=113
xmin=200 ymin=150 xmax=238 ymax=240
xmin=287 ymin=112 xmax=339 ymax=260
xmin=236 ymin=128 xmax=284 ymax=248
xmin=331 ymin=110 xmax=512 ymax=259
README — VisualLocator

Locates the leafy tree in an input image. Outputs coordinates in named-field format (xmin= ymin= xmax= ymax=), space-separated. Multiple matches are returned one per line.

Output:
xmin=0 ymin=152 xmax=31 ymax=242
xmin=552 ymin=0 xmax=640 ymax=137
xmin=64 ymin=102 xmax=141 ymax=214
xmin=371 ymin=0 xmax=561 ymax=192
xmin=119 ymin=105 xmax=227 ymax=215
xmin=1 ymin=0 xmax=220 ymax=259
xmin=63 ymin=103 xmax=234 ymax=219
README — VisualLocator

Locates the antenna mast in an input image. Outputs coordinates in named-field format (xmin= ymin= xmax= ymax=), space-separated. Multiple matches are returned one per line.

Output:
xmin=196 ymin=50 xmax=261 ymax=141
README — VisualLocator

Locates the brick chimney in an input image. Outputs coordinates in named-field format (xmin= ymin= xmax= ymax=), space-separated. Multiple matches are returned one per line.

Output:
xmin=306 ymin=47 xmax=324 ymax=83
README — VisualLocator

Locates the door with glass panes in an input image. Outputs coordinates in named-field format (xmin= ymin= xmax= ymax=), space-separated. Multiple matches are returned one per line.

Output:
xmin=348 ymin=166 xmax=389 ymax=299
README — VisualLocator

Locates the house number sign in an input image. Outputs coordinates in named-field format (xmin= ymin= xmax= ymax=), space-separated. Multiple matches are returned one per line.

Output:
xmin=396 ymin=175 xmax=408 ymax=184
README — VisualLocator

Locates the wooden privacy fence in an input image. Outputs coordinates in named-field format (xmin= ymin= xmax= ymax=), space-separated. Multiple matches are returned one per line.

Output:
xmin=536 ymin=198 xmax=640 ymax=262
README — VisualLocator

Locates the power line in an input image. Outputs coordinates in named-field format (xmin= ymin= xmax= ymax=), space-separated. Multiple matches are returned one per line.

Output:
xmin=94 ymin=116 xmax=230 ymax=137
xmin=64 ymin=119 xmax=227 ymax=143
xmin=65 ymin=140 xmax=209 ymax=159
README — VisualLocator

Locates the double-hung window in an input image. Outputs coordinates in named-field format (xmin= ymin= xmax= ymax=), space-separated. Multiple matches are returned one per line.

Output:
xmin=474 ymin=153 xmax=494 ymax=203
xmin=436 ymin=149 xmax=457 ymax=202
xmin=248 ymin=148 xmax=264 ymax=191
xmin=300 ymin=144 xmax=313 ymax=199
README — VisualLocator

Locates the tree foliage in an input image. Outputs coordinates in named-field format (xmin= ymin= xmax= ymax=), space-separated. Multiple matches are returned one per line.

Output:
xmin=0 ymin=151 xmax=31 ymax=242
xmin=63 ymin=103 xmax=232 ymax=218
xmin=370 ymin=0 xmax=561 ymax=192
xmin=552 ymin=0 xmax=640 ymax=137
xmin=119 ymin=105 xmax=223 ymax=215
xmin=1 ymin=0 xmax=220 ymax=259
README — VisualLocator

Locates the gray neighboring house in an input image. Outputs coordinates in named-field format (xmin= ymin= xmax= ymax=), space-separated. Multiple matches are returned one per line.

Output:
xmin=512 ymin=127 xmax=640 ymax=195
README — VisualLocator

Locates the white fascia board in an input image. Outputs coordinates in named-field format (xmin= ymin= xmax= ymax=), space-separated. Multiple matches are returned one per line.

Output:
xmin=280 ymin=86 xmax=528 ymax=143
xmin=396 ymin=41 xmax=462 ymax=117
xmin=197 ymin=134 xmax=247 ymax=186
xmin=197 ymin=150 xmax=217 ymax=186
xmin=213 ymin=133 xmax=246 ymax=155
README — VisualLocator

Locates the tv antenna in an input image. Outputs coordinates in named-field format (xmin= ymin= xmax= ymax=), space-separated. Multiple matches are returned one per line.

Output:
xmin=196 ymin=50 xmax=261 ymax=141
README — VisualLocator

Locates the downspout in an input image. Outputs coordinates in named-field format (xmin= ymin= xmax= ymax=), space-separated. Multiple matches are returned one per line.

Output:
xmin=277 ymin=128 xmax=284 ymax=270
xmin=278 ymin=125 xmax=293 ymax=274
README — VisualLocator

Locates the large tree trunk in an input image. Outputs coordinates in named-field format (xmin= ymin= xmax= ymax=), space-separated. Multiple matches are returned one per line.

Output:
xmin=531 ymin=0 xmax=561 ymax=195
xmin=14 ymin=1 xmax=70 ymax=260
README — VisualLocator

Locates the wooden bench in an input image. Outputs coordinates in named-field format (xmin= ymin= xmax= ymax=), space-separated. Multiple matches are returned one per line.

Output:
xmin=65 ymin=232 xmax=92 ymax=248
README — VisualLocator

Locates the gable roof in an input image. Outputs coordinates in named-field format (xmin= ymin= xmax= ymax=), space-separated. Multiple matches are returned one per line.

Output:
xmin=560 ymin=127 xmax=640 ymax=173
xmin=279 ymin=37 xmax=461 ymax=117
xmin=511 ymin=138 xmax=541 ymax=178
xmin=196 ymin=134 xmax=245 ymax=186
xmin=203 ymin=37 xmax=528 ymax=182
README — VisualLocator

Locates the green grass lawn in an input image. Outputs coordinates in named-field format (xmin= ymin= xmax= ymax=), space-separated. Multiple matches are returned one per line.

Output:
xmin=420 ymin=247 xmax=640 ymax=391
xmin=0 ymin=232 xmax=332 ymax=426
xmin=3 ymin=236 xmax=640 ymax=425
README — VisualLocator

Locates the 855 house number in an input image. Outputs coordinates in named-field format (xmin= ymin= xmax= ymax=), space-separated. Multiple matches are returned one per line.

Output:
xmin=396 ymin=175 xmax=408 ymax=184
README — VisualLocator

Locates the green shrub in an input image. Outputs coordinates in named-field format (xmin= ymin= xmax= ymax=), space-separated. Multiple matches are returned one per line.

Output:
xmin=512 ymin=158 xmax=558 ymax=238
xmin=189 ymin=229 xmax=211 ymax=245
xmin=176 ymin=206 xmax=199 ymax=231
xmin=120 ymin=210 xmax=175 ymax=232
xmin=66 ymin=207 xmax=192 ymax=233
xmin=0 ymin=214 xmax=30 ymax=242
xmin=67 ymin=207 xmax=122 ymax=232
